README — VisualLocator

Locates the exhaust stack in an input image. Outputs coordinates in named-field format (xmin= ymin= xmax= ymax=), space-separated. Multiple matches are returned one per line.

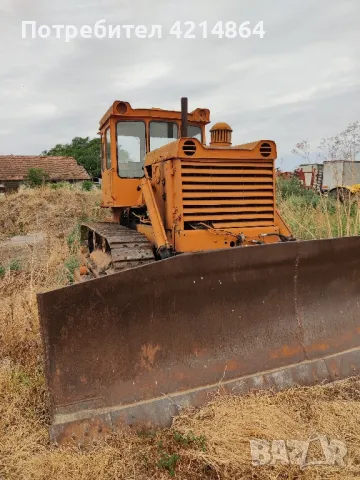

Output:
xmin=181 ymin=97 xmax=188 ymax=138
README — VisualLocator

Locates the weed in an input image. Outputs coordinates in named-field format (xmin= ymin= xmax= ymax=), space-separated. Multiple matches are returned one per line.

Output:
xmin=156 ymin=453 xmax=180 ymax=477
xmin=64 ymin=256 xmax=80 ymax=283
xmin=0 ymin=265 xmax=5 ymax=278
xmin=173 ymin=430 xmax=207 ymax=452
xmin=78 ymin=214 xmax=91 ymax=224
xmin=49 ymin=181 xmax=71 ymax=190
xmin=67 ymin=225 xmax=81 ymax=251
xmin=9 ymin=259 xmax=21 ymax=272
xmin=11 ymin=368 xmax=32 ymax=387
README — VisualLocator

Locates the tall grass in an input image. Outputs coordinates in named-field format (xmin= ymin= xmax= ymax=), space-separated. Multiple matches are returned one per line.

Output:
xmin=277 ymin=177 xmax=360 ymax=240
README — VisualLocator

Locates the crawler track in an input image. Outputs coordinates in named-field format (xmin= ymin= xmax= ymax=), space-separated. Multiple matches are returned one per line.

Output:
xmin=81 ymin=222 xmax=156 ymax=276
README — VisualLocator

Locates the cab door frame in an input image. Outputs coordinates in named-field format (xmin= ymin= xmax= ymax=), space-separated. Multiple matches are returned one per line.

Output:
xmin=101 ymin=126 xmax=113 ymax=206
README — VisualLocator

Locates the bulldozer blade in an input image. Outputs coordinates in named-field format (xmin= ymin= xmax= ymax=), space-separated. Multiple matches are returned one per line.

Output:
xmin=38 ymin=236 xmax=360 ymax=445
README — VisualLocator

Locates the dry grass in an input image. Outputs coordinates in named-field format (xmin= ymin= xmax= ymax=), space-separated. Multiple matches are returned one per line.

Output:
xmin=279 ymin=196 xmax=360 ymax=240
xmin=0 ymin=185 xmax=105 ymax=242
xmin=277 ymin=178 xmax=360 ymax=240
xmin=1 ymin=185 xmax=360 ymax=479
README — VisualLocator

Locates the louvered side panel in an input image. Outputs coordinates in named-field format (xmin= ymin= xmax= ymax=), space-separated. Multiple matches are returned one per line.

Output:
xmin=181 ymin=160 xmax=275 ymax=228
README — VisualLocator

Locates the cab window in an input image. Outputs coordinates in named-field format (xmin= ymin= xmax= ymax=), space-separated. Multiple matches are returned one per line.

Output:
xmin=188 ymin=125 xmax=202 ymax=141
xmin=150 ymin=121 xmax=178 ymax=151
xmin=105 ymin=128 xmax=111 ymax=169
xmin=116 ymin=121 xmax=146 ymax=178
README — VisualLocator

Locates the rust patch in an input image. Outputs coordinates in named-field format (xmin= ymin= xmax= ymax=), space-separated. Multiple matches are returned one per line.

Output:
xmin=52 ymin=347 xmax=360 ymax=445
xmin=306 ymin=342 xmax=330 ymax=353
xmin=139 ymin=343 xmax=161 ymax=372
xmin=193 ymin=347 xmax=208 ymax=358
xmin=326 ymin=360 xmax=340 ymax=378
xmin=226 ymin=359 xmax=240 ymax=372
xmin=174 ymin=371 xmax=186 ymax=382
xmin=270 ymin=344 xmax=303 ymax=359
xmin=51 ymin=415 xmax=112 ymax=446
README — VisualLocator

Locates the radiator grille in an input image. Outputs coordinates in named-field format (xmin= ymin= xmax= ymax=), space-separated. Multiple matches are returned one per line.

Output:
xmin=181 ymin=161 xmax=275 ymax=228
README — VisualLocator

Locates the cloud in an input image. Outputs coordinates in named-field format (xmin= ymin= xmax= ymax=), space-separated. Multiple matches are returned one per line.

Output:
xmin=1 ymin=0 xmax=360 ymax=169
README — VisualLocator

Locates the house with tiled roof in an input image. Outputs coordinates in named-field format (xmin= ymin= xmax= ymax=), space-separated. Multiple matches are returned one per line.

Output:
xmin=0 ymin=156 xmax=90 ymax=192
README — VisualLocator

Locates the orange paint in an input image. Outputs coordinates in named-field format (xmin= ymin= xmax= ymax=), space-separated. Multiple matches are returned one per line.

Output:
xmin=79 ymin=266 xmax=88 ymax=276
xmin=98 ymin=100 xmax=292 ymax=255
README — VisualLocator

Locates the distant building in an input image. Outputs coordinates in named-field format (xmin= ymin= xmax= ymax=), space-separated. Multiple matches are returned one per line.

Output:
xmin=0 ymin=155 xmax=90 ymax=192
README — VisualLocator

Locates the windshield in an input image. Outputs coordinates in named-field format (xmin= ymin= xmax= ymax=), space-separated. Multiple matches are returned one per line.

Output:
xmin=116 ymin=121 xmax=146 ymax=178
xmin=150 ymin=121 xmax=178 ymax=151
xmin=188 ymin=125 xmax=202 ymax=141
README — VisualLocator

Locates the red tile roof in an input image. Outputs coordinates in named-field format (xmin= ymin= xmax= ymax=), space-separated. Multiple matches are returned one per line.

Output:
xmin=0 ymin=156 xmax=91 ymax=181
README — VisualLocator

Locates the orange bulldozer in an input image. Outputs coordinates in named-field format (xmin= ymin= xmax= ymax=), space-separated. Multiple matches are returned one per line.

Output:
xmin=37 ymin=98 xmax=360 ymax=444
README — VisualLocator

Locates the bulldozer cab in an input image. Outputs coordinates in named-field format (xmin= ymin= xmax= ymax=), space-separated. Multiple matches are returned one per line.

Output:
xmin=99 ymin=101 xmax=210 ymax=207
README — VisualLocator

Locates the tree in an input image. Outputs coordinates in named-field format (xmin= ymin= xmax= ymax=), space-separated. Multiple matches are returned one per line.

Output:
xmin=292 ymin=121 xmax=360 ymax=163
xmin=318 ymin=121 xmax=360 ymax=161
xmin=291 ymin=139 xmax=311 ymax=163
xmin=25 ymin=168 xmax=49 ymax=187
xmin=42 ymin=137 xmax=101 ymax=178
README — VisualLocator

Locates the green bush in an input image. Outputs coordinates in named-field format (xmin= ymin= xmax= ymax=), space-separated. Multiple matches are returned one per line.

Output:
xmin=25 ymin=168 xmax=49 ymax=188
xmin=277 ymin=177 xmax=320 ymax=207
xmin=81 ymin=180 xmax=94 ymax=191
xmin=277 ymin=176 xmax=303 ymax=198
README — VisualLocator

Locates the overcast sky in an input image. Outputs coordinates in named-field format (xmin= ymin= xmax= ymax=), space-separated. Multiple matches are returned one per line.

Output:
xmin=1 ymin=0 xmax=360 ymax=169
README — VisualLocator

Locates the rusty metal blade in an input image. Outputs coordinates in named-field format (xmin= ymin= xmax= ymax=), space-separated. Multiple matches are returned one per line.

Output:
xmin=37 ymin=236 xmax=360 ymax=444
